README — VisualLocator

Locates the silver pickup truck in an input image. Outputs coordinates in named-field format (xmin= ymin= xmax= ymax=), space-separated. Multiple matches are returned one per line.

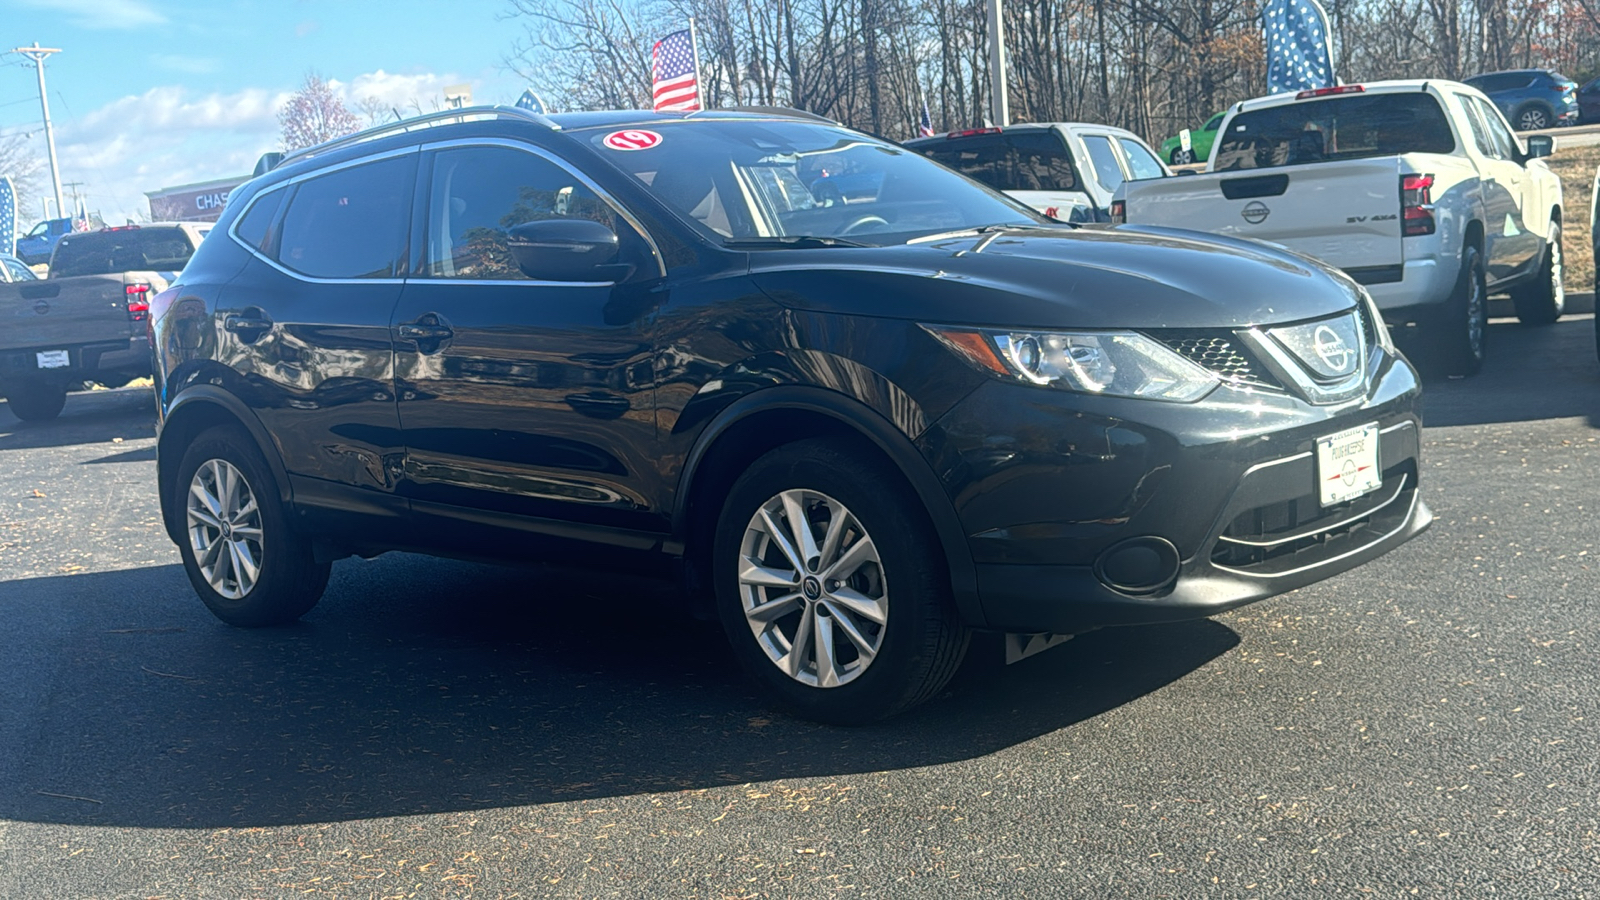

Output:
xmin=1 ymin=222 xmax=209 ymax=421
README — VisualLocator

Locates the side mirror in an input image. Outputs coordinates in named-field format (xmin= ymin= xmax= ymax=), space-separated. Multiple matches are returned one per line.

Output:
xmin=507 ymin=219 xmax=622 ymax=282
xmin=1525 ymin=134 xmax=1554 ymax=159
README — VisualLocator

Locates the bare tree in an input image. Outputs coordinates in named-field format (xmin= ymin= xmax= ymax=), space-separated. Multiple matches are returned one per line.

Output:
xmin=0 ymin=131 xmax=46 ymax=220
xmin=278 ymin=73 xmax=362 ymax=152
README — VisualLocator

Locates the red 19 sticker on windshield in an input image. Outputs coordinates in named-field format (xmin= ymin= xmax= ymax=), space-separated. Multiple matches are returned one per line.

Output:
xmin=602 ymin=130 xmax=663 ymax=151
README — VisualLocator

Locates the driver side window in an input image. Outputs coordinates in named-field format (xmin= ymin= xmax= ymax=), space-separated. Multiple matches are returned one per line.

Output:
xmin=422 ymin=145 xmax=622 ymax=281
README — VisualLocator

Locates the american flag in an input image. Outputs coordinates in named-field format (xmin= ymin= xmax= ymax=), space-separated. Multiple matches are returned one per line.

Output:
xmin=652 ymin=29 xmax=701 ymax=112
xmin=1264 ymin=0 xmax=1335 ymax=95
xmin=918 ymin=98 xmax=935 ymax=138
xmin=0 ymin=178 xmax=14 ymax=258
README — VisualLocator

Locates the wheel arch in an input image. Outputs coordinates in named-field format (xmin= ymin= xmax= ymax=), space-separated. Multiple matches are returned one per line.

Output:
xmin=157 ymin=386 xmax=291 ymax=546
xmin=673 ymin=385 xmax=984 ymax=628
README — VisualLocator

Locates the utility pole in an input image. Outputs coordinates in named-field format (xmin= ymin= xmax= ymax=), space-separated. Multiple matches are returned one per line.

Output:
xmin=63 ymin=180 xmax=87 ymax=219
xmin=986 ymin=0 xmax=1008 ymax=127
xmin=12 ymin=43 xmax=65 ymax=222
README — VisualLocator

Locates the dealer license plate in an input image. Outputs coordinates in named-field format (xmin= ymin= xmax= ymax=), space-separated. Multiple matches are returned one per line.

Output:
xmin=35 ymin=350 xmax=69 ymax=369
xmin=1316 ymin=423 xmax=1381 ymax=507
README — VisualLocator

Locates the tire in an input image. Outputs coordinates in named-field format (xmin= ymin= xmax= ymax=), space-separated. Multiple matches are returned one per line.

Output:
xmin=4 ymin=381 xmax=67 ymax=422
xmin=1432 ymin=243 xmax=1488 ymax=376
xmin=1169 ymin=147 xmax=1196 ymax=165
xmin=1516 ymin=104 xmax=1551 ymax=132
xmin=712 ymin=437 xmax=969 ymax=724
xmin=175 ymin=425 xmax=330 ymax=626
xmin=1511 ymin=221 xmax=1564 ymax=325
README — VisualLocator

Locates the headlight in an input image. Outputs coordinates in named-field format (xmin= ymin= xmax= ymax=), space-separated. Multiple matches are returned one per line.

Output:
xmin=926 ymin=326 xmax=1220 ymax=402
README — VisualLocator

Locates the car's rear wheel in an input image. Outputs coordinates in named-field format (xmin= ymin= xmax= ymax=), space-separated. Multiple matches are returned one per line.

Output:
xmin=176 ymin=425 xmax=330 ymax=626
xmin=1432 ymin=243 xmax=1488 ymax=376
xmin=1511 ymin=221 xmax=1564 ymax=325
xmin=713 ymin=437 xmax=969 ymax=724
xmin=1516 ymin=104 xmax=1551 ymax=131
xmin=4 ymin=381 xmax=67 ymax=422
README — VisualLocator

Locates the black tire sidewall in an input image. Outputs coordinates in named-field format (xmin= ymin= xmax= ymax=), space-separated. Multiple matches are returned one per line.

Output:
xmin=1513 ymin=222 xmax=1563 ymax=326
xmin=5 ymin=381 xmax=67 ymax=422
xmin=712 ymin=438 xmax=967 ymax=724
xmin=174 ymin=426 xmax=328 ymax=626
xmin=1436 ymin=243 xmax=1487 ymax=376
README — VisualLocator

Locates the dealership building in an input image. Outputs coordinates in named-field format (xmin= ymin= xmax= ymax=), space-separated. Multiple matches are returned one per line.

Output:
xmin=145 ymin=175 xmax=249 ymax=223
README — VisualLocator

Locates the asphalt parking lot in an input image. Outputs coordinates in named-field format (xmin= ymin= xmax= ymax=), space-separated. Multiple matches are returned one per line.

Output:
xmin=2 ymin=314 xmax=1599 ymax=898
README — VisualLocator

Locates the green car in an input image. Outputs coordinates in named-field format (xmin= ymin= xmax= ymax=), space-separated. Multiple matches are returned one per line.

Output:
xmin=1159 ymin=112 xmax=1225 ymax=165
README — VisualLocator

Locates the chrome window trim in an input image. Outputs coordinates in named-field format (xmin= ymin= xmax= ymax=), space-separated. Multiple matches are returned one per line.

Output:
xmin=414 ymin=136 xmax=667 ymax=280
xmin=226 ymin=146 xmax=421 ymax=286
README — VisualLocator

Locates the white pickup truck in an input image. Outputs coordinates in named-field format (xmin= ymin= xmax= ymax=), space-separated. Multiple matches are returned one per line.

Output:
xmin=1113 ymin=81 xmax=1564 ymax=375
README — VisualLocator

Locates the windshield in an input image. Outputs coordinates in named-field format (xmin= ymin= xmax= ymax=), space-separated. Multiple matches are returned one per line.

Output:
xmin=49 ymin=227 xmax=196 ymax=278
xmin=588 ymin=119 xmax=1043 ymax=245
xmin=1213 ymin=94 xmax=1455 ymax=171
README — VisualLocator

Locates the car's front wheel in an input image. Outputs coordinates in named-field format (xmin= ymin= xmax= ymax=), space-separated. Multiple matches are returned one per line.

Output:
xmin=3 ymin=380 xmax=67 ymax=422
xmin=1511 ymin=221 xmax=1564 ymax=325
xmin=175 ymin=426 xmax=330 ymax=626
xmin=1169 ymin=147 xmax=1196 ymax=165
xmin=713 ymin=438 xmax=969 ymax=724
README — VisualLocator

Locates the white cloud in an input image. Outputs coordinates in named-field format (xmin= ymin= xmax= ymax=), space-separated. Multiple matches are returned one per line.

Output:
xmin=13 ymin=0 xmax=165 ymax=30
xmin=47 ymin=70 xmax=478 ymax=224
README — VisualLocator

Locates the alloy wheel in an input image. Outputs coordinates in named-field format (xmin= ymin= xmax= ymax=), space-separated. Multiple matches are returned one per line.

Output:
xmin=737 ymin=489 xmax=888 ymax=688
xmin=1518 ymin=108 xmax=1549 ymax=131
xmin=1549 ymin=237 xmax=1564 ymax=307
xmin=1467 ymin=266 xmax=1486 ymax=359
xmin=186 ymin=458 xmax=265 ymax=600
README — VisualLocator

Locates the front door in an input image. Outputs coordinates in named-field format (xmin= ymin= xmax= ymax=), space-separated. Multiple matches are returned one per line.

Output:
xmin=391 ymin=141 xmax=665 ymax=550
xmin=1468 ymin=97 xmax=1542 ymax=280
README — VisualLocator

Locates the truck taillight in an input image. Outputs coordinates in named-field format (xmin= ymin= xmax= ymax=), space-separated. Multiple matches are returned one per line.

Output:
xmin=125 ymin=283 xmax=151 ymax=321
xmin=1400 ymin=174 xmax=1435 ymax=237
xmin=1109 ymin=199 xmax=1126 ymax=225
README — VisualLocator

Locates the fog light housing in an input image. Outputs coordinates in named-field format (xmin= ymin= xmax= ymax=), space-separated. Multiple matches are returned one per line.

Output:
xmin=1094 ymin=536 xmax=1181 ymax=595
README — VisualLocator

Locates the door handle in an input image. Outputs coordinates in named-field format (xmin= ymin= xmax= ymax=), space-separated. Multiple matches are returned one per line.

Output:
xmin=397 ymin=322 xmax=454 ymax=342
xmin=224 ymin=312 xmax=273 ymax=341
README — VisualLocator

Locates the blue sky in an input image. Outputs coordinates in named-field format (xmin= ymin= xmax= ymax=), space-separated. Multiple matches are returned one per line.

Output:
xmin=1 ymin=0 xmax=537 ymax=224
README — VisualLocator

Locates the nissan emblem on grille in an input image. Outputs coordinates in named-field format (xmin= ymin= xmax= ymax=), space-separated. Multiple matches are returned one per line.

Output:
xmin=1266 ymin=313 xmax=1363 ymax=381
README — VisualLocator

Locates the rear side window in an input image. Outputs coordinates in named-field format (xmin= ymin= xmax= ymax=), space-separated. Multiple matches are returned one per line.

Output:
xmin=49 ymin=227 xmax=196 ymax=278
xmin=1080 ymin=135 xmax=1126 ymax=192
xmin=1213 ymin=94 xmax=1456 ymax=171
xmin=916 ymin=131 xmax=1081 ymax=192
xmin=275 ymin=155 xmax=416 ymax=279
xmin=1118 ymin=138 xmax=1166 ymax=181
xmin=422 ymin=145 xmax=618 ymax=280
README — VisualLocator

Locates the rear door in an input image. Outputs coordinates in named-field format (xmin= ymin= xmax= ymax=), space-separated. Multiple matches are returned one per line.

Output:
xmin=390 ymin=140 xmax=664 ymax=544
xmin=216 ymin=151 xmax=413 ymax=518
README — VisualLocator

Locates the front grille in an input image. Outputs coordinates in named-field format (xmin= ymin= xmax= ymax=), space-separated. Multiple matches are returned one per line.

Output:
xmin=1210 ymin=461 xmax=1416 ymax=575
xmin=1156 ymin=331 xmax=1282 ymax=391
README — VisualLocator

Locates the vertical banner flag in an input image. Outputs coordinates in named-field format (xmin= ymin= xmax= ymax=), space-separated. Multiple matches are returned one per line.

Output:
xmin=652 ymin=28 xmax=702 ymax=112
xmin=515 ymin=89 xmax=548 ymax=115
xmin=1264 ymin=0 xmax=1336 ymax=95
xmin=919 ymin=98 xmax=936 ymax=137
xmin=0 ymin=178 xmax=14 ymax=258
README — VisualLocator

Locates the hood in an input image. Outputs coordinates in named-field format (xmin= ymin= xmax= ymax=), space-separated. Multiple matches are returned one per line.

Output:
xmin=748 ymin=224 xmax=1361 ymax=330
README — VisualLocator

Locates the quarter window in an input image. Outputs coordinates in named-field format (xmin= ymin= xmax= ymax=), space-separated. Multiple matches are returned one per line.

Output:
xmin=422 ymin=145 xmax=619 ymax=280
xmin=234 ymin=190 xmax=284 ymax=254
xmin=275 ymin=155 xmax=416 ymax=279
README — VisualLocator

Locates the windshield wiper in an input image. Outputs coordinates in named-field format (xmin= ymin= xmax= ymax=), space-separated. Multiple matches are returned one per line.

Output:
xmin=723 ymin=235 xmax=870 ymax=249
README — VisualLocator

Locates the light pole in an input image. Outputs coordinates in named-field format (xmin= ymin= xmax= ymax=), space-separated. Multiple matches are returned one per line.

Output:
xmin=12 ymin=42 xmax=66 ymax=222
xmin=986 ymin=0 xmax=1008 ymax=127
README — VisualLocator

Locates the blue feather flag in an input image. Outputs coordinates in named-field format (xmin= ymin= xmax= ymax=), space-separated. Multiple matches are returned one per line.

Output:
xmin=1264 ymin=0 xmax=1336 ymax=95
xmin=0 ymin=178 xmax=15 ymax=259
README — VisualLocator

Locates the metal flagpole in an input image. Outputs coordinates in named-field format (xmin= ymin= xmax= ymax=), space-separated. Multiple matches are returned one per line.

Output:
xmin=687 ymin=17 xmax=705 ymax=110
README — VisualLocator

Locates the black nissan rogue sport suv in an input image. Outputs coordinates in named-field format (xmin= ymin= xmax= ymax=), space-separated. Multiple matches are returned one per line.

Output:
xmin=151 ymin=107 xmax=1431 ymax=723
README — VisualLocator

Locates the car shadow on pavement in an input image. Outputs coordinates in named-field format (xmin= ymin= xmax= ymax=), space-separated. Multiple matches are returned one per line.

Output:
xmin=1404 ymin=316 xmax=1600 ymax=428
xmin=0 ymin=554 xmax=1237 ymax=828
xmin=0 ymin=387 xmax=156 ymax=452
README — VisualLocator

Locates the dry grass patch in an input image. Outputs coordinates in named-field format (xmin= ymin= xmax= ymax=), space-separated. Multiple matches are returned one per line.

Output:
xmin=1547 ymin=142 xmax=1598 ymax=294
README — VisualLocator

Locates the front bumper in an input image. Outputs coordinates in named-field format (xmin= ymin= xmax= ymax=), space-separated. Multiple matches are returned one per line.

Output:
xmin=919 ymin=344 xmax=1429 ymax=633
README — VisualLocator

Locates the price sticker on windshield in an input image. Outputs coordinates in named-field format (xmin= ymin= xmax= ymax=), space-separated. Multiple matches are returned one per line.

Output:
xmin=602 ymin=130 xmax=663 ymax=151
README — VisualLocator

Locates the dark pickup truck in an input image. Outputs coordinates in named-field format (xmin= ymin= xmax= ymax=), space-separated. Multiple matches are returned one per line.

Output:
xmin=1 ymin=223 xmax=209 ymax=421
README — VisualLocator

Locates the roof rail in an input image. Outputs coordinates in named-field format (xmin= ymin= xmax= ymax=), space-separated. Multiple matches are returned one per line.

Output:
xmin=276 ymin=105 xmax=561 ymax=169
xmin=696 ymin=105 xmax=840 ymax=125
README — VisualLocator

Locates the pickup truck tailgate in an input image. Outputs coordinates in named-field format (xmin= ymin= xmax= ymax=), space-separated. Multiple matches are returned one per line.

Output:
xmin=1 ymin=275 xmax=134 ymax=352
xmin=1123 ymin=158 xmax=1404 ymax=272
